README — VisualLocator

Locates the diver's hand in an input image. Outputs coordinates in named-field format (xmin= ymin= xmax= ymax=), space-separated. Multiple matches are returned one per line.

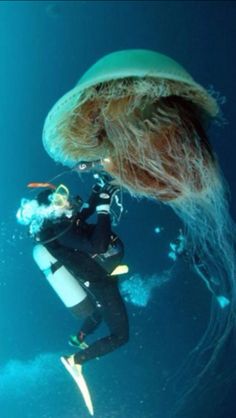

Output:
xmin=95 ymin=183 xmax=119 ymax=214
xmin=91 ymin=182 xmax=119 ymax=202
xmin=98 ymin=183 xmax=119 ymax=203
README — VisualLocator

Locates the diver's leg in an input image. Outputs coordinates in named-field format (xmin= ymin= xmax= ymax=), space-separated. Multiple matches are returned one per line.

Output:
xmin=69 ymin=310 xmax=102 ymax=348
xmin=101 ymin=281 xmax=129 ymax=347
xmin=78 ymin=310 xmax=103 ymax=338
xmin=73 ymin=282 xmax=129 ymax=365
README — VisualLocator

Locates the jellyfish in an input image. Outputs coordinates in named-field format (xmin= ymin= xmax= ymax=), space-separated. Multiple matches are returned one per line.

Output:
xmin=42 ymin=50 xmax=236 ymax=402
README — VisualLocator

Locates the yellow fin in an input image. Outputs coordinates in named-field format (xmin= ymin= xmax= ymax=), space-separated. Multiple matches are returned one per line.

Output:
xmin=60 ymin=356 xmax=94 ymax=416
xmin=110 ymin=265 xmax=129 ymax=276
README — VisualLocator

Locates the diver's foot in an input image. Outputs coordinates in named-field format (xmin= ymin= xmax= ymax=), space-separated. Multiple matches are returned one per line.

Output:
xmin=60 ymin=355 xmax=82 ymax=376
xmin=68 ymin=334 xmax=89 ymax=349
xmin=216 ymin=295 xmax=230 ymax=309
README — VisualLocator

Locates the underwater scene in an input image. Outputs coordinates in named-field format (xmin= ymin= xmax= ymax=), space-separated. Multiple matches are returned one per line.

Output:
xmin=1 ymin=1 xmax=236 ymax=417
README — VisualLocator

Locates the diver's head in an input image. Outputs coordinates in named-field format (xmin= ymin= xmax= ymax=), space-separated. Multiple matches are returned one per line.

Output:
xmin=16 ymin=183 xmax=81 ymax=236
xmin=36 ymin=189 xmax=53 ymax=205
xmin=33 ymin=183 xmax=84 ymax=214
xmin=36 ymin=184 xmax=72 ymax=211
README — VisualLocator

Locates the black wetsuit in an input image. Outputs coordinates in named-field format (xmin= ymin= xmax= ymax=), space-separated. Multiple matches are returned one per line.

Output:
xmin=36 ymin=202 xmax=129 ymax=365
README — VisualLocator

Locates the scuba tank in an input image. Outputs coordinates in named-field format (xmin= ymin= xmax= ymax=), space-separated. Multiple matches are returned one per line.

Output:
xmin=33 ymin=244 xmax=95 ymax=317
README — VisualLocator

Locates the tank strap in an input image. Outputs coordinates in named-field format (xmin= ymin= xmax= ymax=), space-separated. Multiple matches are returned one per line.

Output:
xmin=51 ymin=261 xmax=63 ymax=273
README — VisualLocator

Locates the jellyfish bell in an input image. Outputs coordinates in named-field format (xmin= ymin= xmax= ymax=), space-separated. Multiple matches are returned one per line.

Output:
xmin=43 ymin=49 xmax=219 ymax=201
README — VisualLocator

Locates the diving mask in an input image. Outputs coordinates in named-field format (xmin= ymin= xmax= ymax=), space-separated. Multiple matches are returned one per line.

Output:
xmin=49 ymin=184 xmax=70 ymax=208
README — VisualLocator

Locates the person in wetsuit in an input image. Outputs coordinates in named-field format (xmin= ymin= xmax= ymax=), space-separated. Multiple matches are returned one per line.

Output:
xmin=28 ymin=180 xmax=129 ymax=368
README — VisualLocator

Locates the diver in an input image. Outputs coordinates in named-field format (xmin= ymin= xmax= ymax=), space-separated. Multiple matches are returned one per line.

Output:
xmin=17 ymin=175 xmax=129 ymax=377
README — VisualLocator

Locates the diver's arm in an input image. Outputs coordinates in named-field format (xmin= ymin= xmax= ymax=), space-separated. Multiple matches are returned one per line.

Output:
xmin=78 ymin=185 xmax=101 ymax=221
xmin=90 ymin=184 xmax=119 ymax=253
xmin=91 ymin=212 xmax=112 ymax=253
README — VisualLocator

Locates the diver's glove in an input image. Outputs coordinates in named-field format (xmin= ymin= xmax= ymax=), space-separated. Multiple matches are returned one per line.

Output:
xmin=84 ymin=183 xmax=103 ymax=210
xmin=95 ymin=183 xmax=120 ymax=214
xmin=77 ymin=184 xmax=102 ymax=220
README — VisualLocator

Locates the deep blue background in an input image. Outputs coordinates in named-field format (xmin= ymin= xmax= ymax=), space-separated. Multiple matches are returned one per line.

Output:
xmin=0 ymin=2 xmax=236 ymax=418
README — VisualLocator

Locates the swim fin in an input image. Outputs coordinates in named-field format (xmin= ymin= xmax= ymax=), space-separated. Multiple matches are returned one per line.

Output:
xmin=60 ymin=355 xmax=94 ymax=416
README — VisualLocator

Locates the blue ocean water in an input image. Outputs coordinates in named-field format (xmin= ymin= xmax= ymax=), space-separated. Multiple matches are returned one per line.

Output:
xmin=1 ymin=1 xmax=236 ymax=417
